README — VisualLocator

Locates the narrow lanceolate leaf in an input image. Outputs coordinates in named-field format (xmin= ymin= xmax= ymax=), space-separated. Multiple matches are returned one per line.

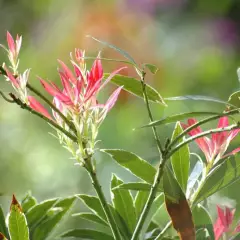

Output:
xmin=171 ymin=122 xmax=190 ymax=192
xmin=77 ymin=195 xmax=107 ymax=221
xmin=113 ymin=182 xmax=163 ymax=194
xmin=193 ymin=154 xmax=240 ymax=204
xmin=21 ymin=192 xmax=37 ymax=214
xmin=87 ymin=35 xmax=137 ymax=65
xmin=0 ymin=206 xmax=8 ymax=238
xmin=8 ymin=195 xmax=29 ymax=240
xmin=104 ymin=74 xmax=167 ymax=106
xmin=25 ymin=198 xmax=58 ymax=229
xmin=111 ymin=175 xmax=136 ymax=232
xmin=135 ymin=191 xmax=149 ymax=219
xmin=143 ymin=63 xmax=159 ymax=74
xmin=77 ymin=194 xmax=131 ymax=239
xmin=102 ymin=149 xmax=156 ymax=183
xmin=165 ymin=95 xmax=234 ymax=107
xmin=163 ymin=169 xmax=195 ymax=240
xmin=140 ymin=112 xmax=221 ymax=128
xmin=113 ymin=182 xmax=153 ymax=191
xmin=140 ymin=194 xmax=164 ymax=238
xmin=72 ymin=213 xmax=108 ymax=226
xmin=60 ymin=229 xmax=114 ymax=240
xmin=192 ymin=204 xmax=214 ymax=240
xmin=31 ymin=196 xmax=76 ymax=240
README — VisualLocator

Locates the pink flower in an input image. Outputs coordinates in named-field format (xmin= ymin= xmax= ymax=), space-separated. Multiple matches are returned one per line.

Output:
xmin=181 ymin=117 xmax=240 ymax=162
xmin=214 ymin=206 xmax=240 ymax=240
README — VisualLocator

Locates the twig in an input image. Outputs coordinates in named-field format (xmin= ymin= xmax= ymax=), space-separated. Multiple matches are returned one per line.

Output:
xmin=9 ymin=93 xmax=77 ymax=143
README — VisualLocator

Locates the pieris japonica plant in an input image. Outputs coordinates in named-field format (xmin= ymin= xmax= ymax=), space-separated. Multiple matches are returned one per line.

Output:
xmin=0 ymin=32 xmax=240 ymax=240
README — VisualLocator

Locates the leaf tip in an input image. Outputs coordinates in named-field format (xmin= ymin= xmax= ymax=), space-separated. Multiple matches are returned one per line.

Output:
xmin=11 ymin=194 xmax=22 ymax=212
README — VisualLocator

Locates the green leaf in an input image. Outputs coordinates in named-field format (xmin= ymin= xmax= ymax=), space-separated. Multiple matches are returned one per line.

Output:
xmin=0 ymin=206 xmax=8 ymax=238
xmin=113 ymin=182 xmax=163 ymax=193
xmin=171 ymin=122 xmax=190 ymax=192
xmin=21 ymin=192 xmax=37 ymax=214
xmin=196 ymin=228 xmax=211 ymax=240
xmin=193 ymin=154 xmax=240 ymax=204
xmin=228 ymin=90 xmax=240 ymax=109
xmin=8 ymin=195 xmax=29 ymax=240
xmin=231 ymin=232 xmax=240 ymax=240
xmin=143 ymin=63 xmax=158 ymax=74
xmin=87 ymin=35 xmax=137 ymax=65
xmin=25 ymin=198 xmax=58 ymax=229
xmin=140 ymin=194 xmax=164 ymax=238
xmin=113 ymin=182 xmax=152 ymax=191
xmin=77 ymin=194 xmax=131 ymax=239
xmin=111 ymin=175 xmax=136 ymax=232
xmin=104 ymin=74 xmax=167 ymax=105
xmin=102 ymin=149 xmax=156 ymax=183
xmin=165 ymin=95 xmax=234 ymax=107
xmin=134 ymin=191 xmax=149 ymax=219
xmin=77 ymin=195 xmax=107 ymax=221
xmin=31 ymin=196 xmax=76 ymax=240
xmin=60 ymin=228 xmax=114 ymax=240
xmin=72 ymin=213 xmax=108 ymax=226
xmin=192 ymin=204 xmax=214 ymax=240
xmin=163 ymin=167 xmax=185 ymax=203
xmin=140 ymin=112 xmax=221 ymax=128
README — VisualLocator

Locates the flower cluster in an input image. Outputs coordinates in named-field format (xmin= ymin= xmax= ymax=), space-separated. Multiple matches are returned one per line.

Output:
xmin=1 ymin=32 xmax=125 ymax=162
xmin=214 ymin=206 xmax=240 ymax=240
xmin=182 ymin=117 xmax=240 ymax=163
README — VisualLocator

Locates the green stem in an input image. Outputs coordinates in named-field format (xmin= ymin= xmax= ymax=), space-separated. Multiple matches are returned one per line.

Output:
xmin=9 ymin=93 xmax=77 ymax=143
xmin=84 ymin=159 xmax=122 ymax=240
xmin=166 ymin=124 xmax=240 ymax=160
xmin=140 ymin=71 xmax=163 ymax=155
xmin=131 ymin=159 xmax=167 ymax=240
xmin=154 ymin=221 xmax=172 ymax=240
xmin=131 ymin=71 xmax=165 ymax=240
xmin=1 ymin=64 xmax=76 ymax=134
xmin=168 ymin=108 xmax=240 ymax=150
xmin=26 ymin=83 xmax=76 ymax=134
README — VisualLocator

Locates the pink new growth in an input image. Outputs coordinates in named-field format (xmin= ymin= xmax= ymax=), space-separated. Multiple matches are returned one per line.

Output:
xmin=214 ymin=206 xmax=240 ymax=240
xmin=181 ymin=117 xmax=240 ymax=162
xmin=39 ymin=51 xmax=126 ymax=121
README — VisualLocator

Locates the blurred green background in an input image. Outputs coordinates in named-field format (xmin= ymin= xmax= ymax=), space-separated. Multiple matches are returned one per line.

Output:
xmin=1 ymin=0 xmax=240 ymax=235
